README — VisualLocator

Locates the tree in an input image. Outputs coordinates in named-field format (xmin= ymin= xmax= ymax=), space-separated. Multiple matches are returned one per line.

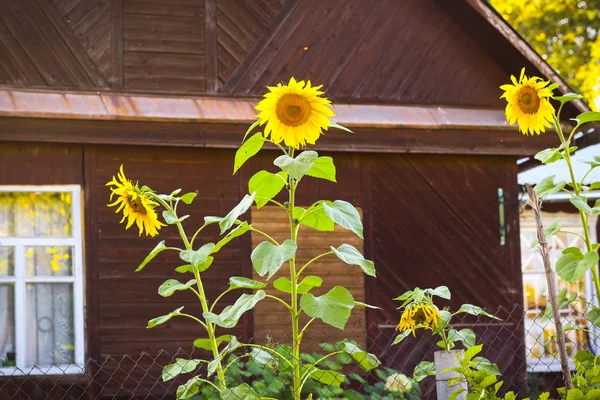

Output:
xmin=490 ymin=0 xmax=600 ymax=110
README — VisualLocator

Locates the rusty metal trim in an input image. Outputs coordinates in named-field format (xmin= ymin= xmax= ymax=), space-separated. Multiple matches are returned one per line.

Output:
xmin=0 ymin=88 xmax=516 ymax=130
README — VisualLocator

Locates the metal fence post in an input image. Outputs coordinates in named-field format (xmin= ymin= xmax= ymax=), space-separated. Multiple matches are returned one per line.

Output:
xmin=434 ymin=350 xmax=467 ymax=400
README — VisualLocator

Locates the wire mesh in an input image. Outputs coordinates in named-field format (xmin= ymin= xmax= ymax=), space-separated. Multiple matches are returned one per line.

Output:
xmin=0 ymin=302 xmax=593 ymax=400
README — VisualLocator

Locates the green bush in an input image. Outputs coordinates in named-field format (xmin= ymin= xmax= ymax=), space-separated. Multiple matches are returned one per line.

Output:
xmin=195 ymin=341 xmax=421 ymax=399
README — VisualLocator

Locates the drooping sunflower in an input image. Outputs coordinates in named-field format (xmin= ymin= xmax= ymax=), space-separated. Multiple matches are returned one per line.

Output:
xmin=396 ymin=304 xmax=442 ymax=336
xmin=255 ymin=77 xmax=335 ymax=149
xmin=106 ymin=165 xmax=165 ymax=237
xmin=500 ymin=68 xmax=556 ymax=135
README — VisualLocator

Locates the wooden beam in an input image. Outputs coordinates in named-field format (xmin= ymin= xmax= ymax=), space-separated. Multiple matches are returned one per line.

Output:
xmin=0 ymin=117 xmax=555 ymax=156
xmin=205 ymin=0 xmax=218 ymax=92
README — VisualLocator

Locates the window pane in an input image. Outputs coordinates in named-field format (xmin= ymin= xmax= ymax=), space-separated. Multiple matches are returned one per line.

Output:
xmin=0 ymin=247 xmax=14 ymax=276
xmin=26 ymin=284 xmax=74 ymax=367
xmin=0 ymin=192 xmax=72 ymax=238
xmin=0 ymin=284 xmax=15 ymax=367
xmin=25 ymin=247 xmax=73 ymax=277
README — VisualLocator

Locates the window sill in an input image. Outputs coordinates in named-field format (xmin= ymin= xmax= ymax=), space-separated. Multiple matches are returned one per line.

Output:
xmin=527 ymin=357 xmax=576 ymax=373
xmin=0 ymin=364 xmax=85 ymax=377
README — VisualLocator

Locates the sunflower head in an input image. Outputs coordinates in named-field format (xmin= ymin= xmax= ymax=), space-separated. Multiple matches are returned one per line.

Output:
xmin=255 ymin=77 xmax=335 ymax=149
xmin=396 ymin=304 xmax=442 ymax=336
xmin=500 ymin=68 xmax=556 ymax=135
xmin=106 ymin=165 xmax=165 ymax=237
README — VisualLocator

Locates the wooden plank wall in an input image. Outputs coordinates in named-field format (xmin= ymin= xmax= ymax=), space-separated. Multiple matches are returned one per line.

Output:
xmin=251 ymin=206 xmax=367 ymax=351
xmin=0 ymin=0 xmax=527 ymax=111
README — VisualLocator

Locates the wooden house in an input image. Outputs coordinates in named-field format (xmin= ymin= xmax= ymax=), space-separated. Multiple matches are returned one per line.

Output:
xmin=0 ymin=0 xmax=592 ymax=398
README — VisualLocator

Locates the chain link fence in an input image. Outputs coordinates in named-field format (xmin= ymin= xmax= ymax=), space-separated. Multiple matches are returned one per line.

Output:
xmin=0 ymin=302 xmax=594 ymax=400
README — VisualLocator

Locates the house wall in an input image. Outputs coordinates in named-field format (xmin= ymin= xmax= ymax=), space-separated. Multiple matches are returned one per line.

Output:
xmin=0 ymin=142 xmax=525 ymax=399
xmin=0 ymin=0 xmax=515 ymax=108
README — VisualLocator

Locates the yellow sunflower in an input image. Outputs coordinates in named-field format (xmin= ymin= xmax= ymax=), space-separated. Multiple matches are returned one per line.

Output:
xmin=500 ymin=68 xmax=556 ymax=135
xmin=106 ymin=165 xmax=165 ymax=237
xmin=255 ymin=77 xmax=335 ymax=149
xmin=396 ymin=304 xmax=442 ymax=336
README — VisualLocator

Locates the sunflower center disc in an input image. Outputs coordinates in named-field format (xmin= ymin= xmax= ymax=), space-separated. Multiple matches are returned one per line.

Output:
xmin=128 ymin=196 xmax=147 ymax=215
xmin=517 ymin=86 xmax=540 ymax=114
xmin=276 ymin=94 xmax=311 ymax=126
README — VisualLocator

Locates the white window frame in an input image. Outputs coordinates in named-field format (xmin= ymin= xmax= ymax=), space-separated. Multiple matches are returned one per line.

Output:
xmin=0 ymin=185 xmax=85 ymax=376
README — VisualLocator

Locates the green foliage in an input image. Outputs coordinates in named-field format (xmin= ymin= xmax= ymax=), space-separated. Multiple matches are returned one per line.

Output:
xmin=193 ymin=341 xmax=420 ymax=400
xmin=300 ymin=286 xmax=355 ymax=330
xmin=323 ymin=200 xmax=364 ymax=239
xmin=248 ymin=170 xmax=287 ymax=209
xmin=331 ymin=244 xmax=376 ymax=277
xmin=251 ymin=240 xmax=297 ymax=280
xmin=555 ymin=247 xmax=600 ymax=282
xmin=135 ymin=240 xmax=167 ymax=272
xmin=534 ymin=175 xmax=566 ymax=199
xmin=148 ymin=306 xmax=184 ymax=328
xmin=203 ymin=291 xmax=266 ymax=328
xmin=234 ymin=132 xmax=264 ymax=174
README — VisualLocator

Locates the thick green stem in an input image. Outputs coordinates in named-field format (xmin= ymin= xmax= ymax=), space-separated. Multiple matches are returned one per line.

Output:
xmin=152 ymin=195 xmax=227 ymax=390
xmin=288 ymin=175 xmax=302 ymax=400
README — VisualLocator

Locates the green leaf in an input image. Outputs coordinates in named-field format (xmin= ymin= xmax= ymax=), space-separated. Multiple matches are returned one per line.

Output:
xmin=556 ymin=247 xmax=599 ymax=282
xmin=472 ymin=356 xmax=501 ymax=375
xmin=273 ymin=151 xmax=318 ymax=181
xmin=323 ymin=200 xmax=363 ymax=239
xmin=203 ymin=291 xmax=266 ymax=328
xmin=135 ymin=241 xmax=167 ymax=272
xmin=248 ymin=170 xmax=287 ymax=209
xmin=249 ymin=347 xmax=273 ymax=365
xmin=213 ymin=221 xmax=251 ymax=253
xmin=463 ymin=344 xmax=483 ymax=362
xmin=193 ymin=335 xmax=233 ymax=351
xmin=234 ymin=132 xmax=264 ymax=174
xmin=354 ymin=301 xmax=382 ymax=310
xmin=175 ymin=257 xmax=214 ymax=273
xmin=243 ymin=119 xmax=262 ymax=142
xmin=570 ymin=196 xmax=600 ymax=215
xmin=341 ymin=342 xmax=381 ymax=371
xmin=219 ymin=193 xmax=255 ymax=234
xmin=309 ymin=369 xmax=345 ymax=387
xmin=448 ymin=389 xmax=467 ymax=400
xmin=300 ymin=286 xmax=355 ymax=330
xmin=393 ymin=329 xmax=411 ymax=345
xmin=306 ymin=156 xmax=337 ymax=182
xmin=273 ymin=275 xmax=323 ymax=294
xmin=220 ymin=383 xmax=260 ymax=400
xmin=177 ymin=376 xmax=201 ymax=399
xmin=329 ymin=121 xmax=353 ymax=133
xmin=162 ymin=210 xmax=189 ymax=225
xmin=413 ymin=361 xmax=435 ymax=382
xmin=330 ymin=244 xmax=375 ymax=277
xmin=448 ymin=328 xmax=476 ymax=348
xmin=148 ymin=306 xmax=184 ymax=328
xmin=162 ymin=358 xmax=201 ymax=382
xmin=158 ymin=279 xmax=196 ymax=297
xmin=251 ymin=239 xmax=297 ymax=280
xmin=426 ymin=286 xmax=451 ymax=300
xmin=588 ymin=307 xmax=600 ymax=328
xmin=534 ymin=175 xmax=566 ymax=199
xmin=228 ymin=276 xmax=267 ymax=290
xmin=456 ymin=304 xmax=500 ymax=320
xmin=180 ymin=192 xmax=197 ymax=204
xmin=574 ymin=111 xmax=600 ymax=125
xmin=208 ymin=336 xmax=240 ymax=376
xmin=535 ymin=148 xmax=562 ymax=164
xmin=530 ymin=219 xmax=560 ymax=248
xmin=553 ymin=93 xmax=584 ymax=103
xmin=180 ymin=243 xmax=215 ymax=265
xmin=297 ymin=202 xmax=335 ymax=232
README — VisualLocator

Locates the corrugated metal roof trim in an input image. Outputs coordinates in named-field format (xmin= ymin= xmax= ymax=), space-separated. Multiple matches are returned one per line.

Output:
xmin=0 ymin=89 xmax=516 ymax=130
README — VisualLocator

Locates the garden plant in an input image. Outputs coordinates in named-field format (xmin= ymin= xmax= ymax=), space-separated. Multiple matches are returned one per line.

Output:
xmin=107 ymin=78 xmax=382 ymax=399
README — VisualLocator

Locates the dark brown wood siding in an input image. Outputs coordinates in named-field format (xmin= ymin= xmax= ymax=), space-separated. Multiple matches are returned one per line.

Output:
xmin=0 ymin=143 xmax=525 ymax=398
xmin=0 ymin=0 xmax=545 ymax=111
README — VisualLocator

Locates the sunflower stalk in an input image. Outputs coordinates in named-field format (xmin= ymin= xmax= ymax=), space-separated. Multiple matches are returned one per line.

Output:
xmin=151 ymin=194 xmax=228 ymax=391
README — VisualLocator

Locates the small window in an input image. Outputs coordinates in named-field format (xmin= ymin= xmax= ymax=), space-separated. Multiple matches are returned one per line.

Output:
xmin=0 ymin=186 xmax=84 ymax=375
xmin=520 ymin=212 xmax=596 ymax=372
